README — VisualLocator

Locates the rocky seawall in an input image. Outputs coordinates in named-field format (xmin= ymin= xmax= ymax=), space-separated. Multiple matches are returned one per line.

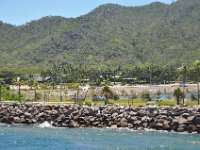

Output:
xmin=0 ymin=103 xmax=200 ymax=133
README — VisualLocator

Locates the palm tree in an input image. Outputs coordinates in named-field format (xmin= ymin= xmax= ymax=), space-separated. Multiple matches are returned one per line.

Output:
xmin=59 ymin=83 xmax=64 ymax=102
xmin=130 ymin=89 xmax=137 ymax=105
xmin=0 ymin=78 xmax=5 ymax=102
xmin=173 ymin=88 xmax=184 ymax=105
xmin=33 ymin=81 xmax=39 ymax=102
xmin=102 ymin=85 xmax=113 ymax=105
xmin=192 ymin=60 xmax=200 ymax=105
xmin=177 ymin=64 xmax=187 ymax=104
xmin=27 ymin=79 xmax=35 ymax=90
xmin=50 ymin=81 xmax=57 ymax=89
xmin=12 ymin=78 xmax=25 ymax=102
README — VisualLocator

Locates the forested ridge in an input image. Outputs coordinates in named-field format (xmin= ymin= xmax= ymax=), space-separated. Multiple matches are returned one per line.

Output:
xmin=0 ymin=0 xmax=200 ymax=72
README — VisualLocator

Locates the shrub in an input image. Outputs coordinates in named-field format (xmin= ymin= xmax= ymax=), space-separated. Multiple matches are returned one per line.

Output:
xmin=84 ymin=100 xmax=93 ymax=106
xmin=190 ymin=93 xmax=197 ymax=101
xmin=140 ymin=90 xmax=151 ymax=101
xmin=76 ymin=101 xmax=84 ymax=106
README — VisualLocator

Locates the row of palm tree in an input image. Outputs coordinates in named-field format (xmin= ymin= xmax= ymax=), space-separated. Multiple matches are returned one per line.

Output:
xmin=177 ymin=60 xmax=200 ymax=105
xmin=0 ymin=78 xmax=5 ymax=102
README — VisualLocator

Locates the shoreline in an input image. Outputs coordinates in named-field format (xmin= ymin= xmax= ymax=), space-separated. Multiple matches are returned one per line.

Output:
xmin=0 ymin=103 xmax=200 ymax=134
xmin=0 ymin=123 xmax=198 ymax=136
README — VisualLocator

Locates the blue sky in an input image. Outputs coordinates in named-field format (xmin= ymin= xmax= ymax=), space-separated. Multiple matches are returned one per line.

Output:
xmin=0 ymin=0 xmax=172 ymax=25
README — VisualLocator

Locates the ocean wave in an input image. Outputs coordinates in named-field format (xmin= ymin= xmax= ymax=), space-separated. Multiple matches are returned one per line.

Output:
xmin=38 ymin=121 xmax=53 ymax=128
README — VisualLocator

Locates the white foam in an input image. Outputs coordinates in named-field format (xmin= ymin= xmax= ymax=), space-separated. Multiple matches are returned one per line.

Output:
xmin=38 ymin=121 xmax=53 ymax=128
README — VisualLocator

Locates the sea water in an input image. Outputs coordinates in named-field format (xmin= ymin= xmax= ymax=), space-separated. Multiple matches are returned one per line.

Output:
xmin=0 ymin=124 xmax=200 ymax=150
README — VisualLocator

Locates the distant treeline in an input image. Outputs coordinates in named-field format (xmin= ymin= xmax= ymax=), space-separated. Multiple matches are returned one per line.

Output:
xmin=0 ymin=60 xmax=199 ymax=85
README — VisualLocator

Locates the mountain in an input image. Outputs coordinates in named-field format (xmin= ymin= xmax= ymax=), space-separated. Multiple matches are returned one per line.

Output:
xmin=0 ymin=0 xmax=200 ymax=72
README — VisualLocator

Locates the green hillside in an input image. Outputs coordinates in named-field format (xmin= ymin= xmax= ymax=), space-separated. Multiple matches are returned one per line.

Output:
xmin=0 ymin=0 xmax=200 ymax=72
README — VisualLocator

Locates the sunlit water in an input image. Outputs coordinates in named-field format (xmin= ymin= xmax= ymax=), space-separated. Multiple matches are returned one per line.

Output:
xmin=0 ymin=124 xmax=200 ymax=150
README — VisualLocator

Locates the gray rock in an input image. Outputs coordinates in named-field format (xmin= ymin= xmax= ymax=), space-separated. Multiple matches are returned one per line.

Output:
xmin=178 ymin=118 xmax=188 ymax=124
xmin=187 ymin=116 xmax=194 ymax=122
xmin=159 ymin=110 xmax=168 ymax=115
xmin=92 ymin=122 xmax=99 ymax=126
xmin=24 ymin=112 xmax=31 ymax=117
xmin=36 ymin=112 xmax=45 ymax=118
xmin=13 ymin=117 xmax=21 ymax=123
xmin=128 ymin=123 xmax=134 ymax=128
xmin=155 ymin=122 xmax=163 ymax=128
xmin=112 ymin=113 xmax=118 ymax=117
xmin=129 ymin=111 xmax=137 ymax=116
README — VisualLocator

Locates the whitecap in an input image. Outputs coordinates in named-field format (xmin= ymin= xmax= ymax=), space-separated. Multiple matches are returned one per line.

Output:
xmin=38 ymin=121 xmax=53 ymax=128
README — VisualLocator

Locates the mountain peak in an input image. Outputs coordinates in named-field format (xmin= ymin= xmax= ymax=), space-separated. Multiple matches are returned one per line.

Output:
xmin=0 ymin=0 xmax=200 ymax=69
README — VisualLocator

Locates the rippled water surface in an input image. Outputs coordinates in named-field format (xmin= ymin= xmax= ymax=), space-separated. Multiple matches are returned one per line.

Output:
xmin=0 ymin=124 xmax=200 ymax=150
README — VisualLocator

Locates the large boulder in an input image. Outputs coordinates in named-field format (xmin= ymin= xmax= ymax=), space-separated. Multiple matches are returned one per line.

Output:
xmin=119 ymin=118 xmax=128 ymax=127
xmin=178 ymin=118 xmax=188 ymax=124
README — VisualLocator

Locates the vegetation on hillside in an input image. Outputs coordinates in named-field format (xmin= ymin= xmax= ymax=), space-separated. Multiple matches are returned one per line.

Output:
xmin=0 ymin=0 xmax=200 ymax=72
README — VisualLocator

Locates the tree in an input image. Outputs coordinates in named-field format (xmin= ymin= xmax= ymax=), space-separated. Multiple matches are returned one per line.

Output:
xmin=177 ymin=64 xmax=187 ymax=104
xmin=140 ymin=90 xmax=151 ymax=101
xmin=59 ymin=83 xmax=64 ymax=102
xmin=192 ymin=60 xmax=200 ymax=105
xmin=27 ymin=79 xmax=35 ymax=90
xmin=49 ymin=81 xmax=57 ymax=89
xmin=173 ymin=88 xmax=184 ymax=105
xmin=102 ymin=86 xmax=113 ymax=105
xmin=130 ymin=89 xmax=137 ymax=105
xmin=12 ymin=78 xmax=25 ymax=102
xmin=112 ymin=65 xmax=121 ymax=85
xmin=0 ymin=78 xmax=5 ymax=102
xmin=33 ymin=81 xmax=39 ymax=102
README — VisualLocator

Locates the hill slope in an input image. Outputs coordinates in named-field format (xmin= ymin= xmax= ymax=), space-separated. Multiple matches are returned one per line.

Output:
xmin=0 ymin=0 xmax=200 ymax=70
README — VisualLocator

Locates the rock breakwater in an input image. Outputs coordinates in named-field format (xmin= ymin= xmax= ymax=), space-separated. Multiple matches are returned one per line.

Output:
xmin=0 ymin=103 xmax=200 ymax=133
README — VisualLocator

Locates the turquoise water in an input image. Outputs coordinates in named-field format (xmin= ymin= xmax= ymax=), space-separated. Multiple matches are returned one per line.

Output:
xmin=0 ymin=124 xmax=200 ymax=150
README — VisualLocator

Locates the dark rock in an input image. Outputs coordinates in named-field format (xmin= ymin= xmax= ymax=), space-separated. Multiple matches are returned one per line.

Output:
xmin=182 ymin=113 xmax=190 ymax=118
xmin=177 ymin=124 xmax=186 ymax=132
xmin=0 ymin=103 xmax=199 ymax=133
xmin=194 ymin=115 xmax=200 ymax=125
xmin=187 ymin=125 xmax=197 ymax=133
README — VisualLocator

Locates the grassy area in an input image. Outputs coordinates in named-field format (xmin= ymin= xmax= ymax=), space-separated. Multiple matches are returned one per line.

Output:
xmin=155 ymin=100 xmax=176 ymax=106
xmin=109 ymin=99 xmax=147 ymax=106
xmin=185 ymin=100 xmax=199 ymax=106
xmin=2 ymin=88 xmax=200 ymax=106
